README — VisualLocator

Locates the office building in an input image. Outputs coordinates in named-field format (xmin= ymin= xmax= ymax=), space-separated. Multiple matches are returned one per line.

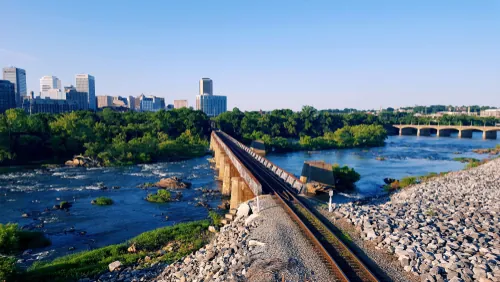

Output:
xmin=65 ymin=85 xmax=89 ymax=110
xmin=75 ymin=74 xmax=96 ymax=110
xmin=199 ymin=78 xmax=213 ymax=95
xmin=97 ymin=95 xmax=114 ymax=108
xmin=127 ymin=96 xmax=135 ymax=110
xmin=40 ymin=76 xmax=61 ymax=96
xmin=196 ymin=94 xmax=227 ymax=117
xmin=22 ymin=96 xmax=79 ymax=114
xmin=174 ymin=100 xmax=188 ymax=109
xmin=0 ymin=80 xmax=16 ymax=113
xmin=2 ymin=67 xmax=27 ymax=106
xmin=113 ymin=96 xmax=127 ymax=107
xmin=481 ymin=109 xmax=500 ymax=118
xmin=137 ymin=94 xmax=165 ymax=112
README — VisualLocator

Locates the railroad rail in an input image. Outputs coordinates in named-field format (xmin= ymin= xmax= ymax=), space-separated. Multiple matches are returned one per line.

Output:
xmin=216 ymin=131 xmax=380 ymax=282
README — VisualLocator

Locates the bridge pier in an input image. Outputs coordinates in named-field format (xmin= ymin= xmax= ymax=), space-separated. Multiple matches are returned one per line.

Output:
xmin=417 ymin=128 xmax=431 ymax=137
xmin=437 ymin=129 xmax=451 ymax=137
xmin=458 ymin=130 xmax=473 ymax=138
xmin=218 ymin=155 xmax=226 ymax=180
xmin=483 ymin=131 xmax=497 ymax=140
xmin=222 ymin=160 xmax=237 ymax=195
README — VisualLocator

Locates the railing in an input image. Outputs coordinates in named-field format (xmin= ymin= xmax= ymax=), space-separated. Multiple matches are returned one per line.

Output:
xmin=219 ymin=131 xmax=305 ymax=194
xmin=211 ymin=132 xmax=262 ymax=196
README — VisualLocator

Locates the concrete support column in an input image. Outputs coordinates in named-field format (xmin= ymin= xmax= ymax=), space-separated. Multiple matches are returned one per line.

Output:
xmin=437 ymin=129 xmax=451 ymax=137
xmin=399 ymin=128 xmax=402 ymax=136
xmin=222 ymin=160 xmax=234 ymax=195
xmin=240 ymin=181 xmax=255 ymax=202
xmin=230 ymin=177 xmax=242 ymax=210
xmin=417 ymin=128 xmax=431 ymax=137
xmin=458 ymin=130 xmax=473 ymax=138
xmin=218 ymin=155 xmax=226 ymax=180
xmin=483 ymin=131 xmax=497 ymax=140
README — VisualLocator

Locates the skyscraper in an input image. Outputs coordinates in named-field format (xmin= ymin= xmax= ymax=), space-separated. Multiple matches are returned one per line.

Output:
xmin=0 ymin=80 xmax=16 ymax=113
xmin=196 ymin=94 xmax=227 ymax=117
xmin=199 ymin=78 xmax=213 ymax=95
xmin=65 ymin=85 xmax=89 ymax=110
xmin=75 ymin=74 xmax=96 ymax=110
xmin=40 ymin=76 xmax=64 ymax=99
xmin=2 ymin=67 xmax=27 ymax=107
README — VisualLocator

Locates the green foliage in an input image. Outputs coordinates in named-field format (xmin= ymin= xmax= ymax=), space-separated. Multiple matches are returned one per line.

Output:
xmin=0 ymin=223 xmax=51 ymax=255
xmin=59 ymin=201 xmax=70 ymax=209
xmin=146 ymin=189 xmax=172 ymax=203
xmin=453 ymin=157 xmax=480 ymax=163
xmin=93 ymin=197 xmax=113 ymax=206
xmin=208 ymin=211 xmax=222 ymax=226
xmin=0 ymin=108 xmax=211 ymax=166
xmin=25 ymin=220 xmax=210 ymax=282
xmin=399 ymin=176 xmax=418 ymax=188
xmin=0 ymin=256 xmax=18 ymax=281
xmin=332 ymin=164 xmax=361 ymax=192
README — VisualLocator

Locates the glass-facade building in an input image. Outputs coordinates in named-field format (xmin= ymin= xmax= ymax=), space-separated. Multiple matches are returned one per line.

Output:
xmin=75 ymin=74 xmax=96 ymax=110
xmin=199 ymin=78 xmax=213 ymax=95
xmin=40 ymin=76 xmax=62 ymax=98
xmin=22 ymin=96 xmax=79 ymax=114
xmin=2 ymin=67 xmax=27 ymax=107
xmin=65 ymin=85 xmax=89 ymax=110
xmin=196 ymin=94 xmax=227 ymax=117
xmin=137 ymin=94 xmax=165 ymax=112
xmin=0 ymin=80 xmax=16 ymax=113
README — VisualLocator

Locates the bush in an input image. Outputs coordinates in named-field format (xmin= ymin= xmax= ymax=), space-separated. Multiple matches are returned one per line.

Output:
xmin=0 ymin=256 xmax=18 ymax=281
xmin=208 ymin=211 xmax=222 ymax=226
xmin=25 ymin=220 xmax=210 ymax=281
xmin=453 ymin=157 xmax=480 ymax=163
xmin=399 ymin=176 xmax=417 ymax=188
xmin=332 ymin=164 xmax=361 ymax=192
xmin=59 ymin=201 xmax=71 ymax=209
xmin=146 ymin=189 xmax=172 ymax=203
xmin=0 ymin=223 xmax=51 ymax=255
xmin=93 ymin=197 xmax=113 ymax=206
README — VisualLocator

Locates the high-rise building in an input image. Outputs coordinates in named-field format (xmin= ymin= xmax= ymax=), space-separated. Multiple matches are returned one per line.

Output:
xmin=75 ymin=74 xmax=96 ymax=110
xmin=174 ymin=100 xmax=188 ymax=109
xmin=65 ymin=85 xmax=89 ymax=110
xmin=199 ymin=78 xmax=213 ymax=95
xmin=40 ymin=76 xmax=61 ymax=95
xmin=196 ymin=94 xmax=227 ymax=117
xmin=0 ymin=80 xmax=16 ymax=113
xmin=137 ymin=94 xmax=165 ymax=112
xmin=2 ymin=67 xmax=27 ymax=106
xmin=127 ymin=96 xmax=135 ymax=110
xmin=97 ymin=95 xmax=114 ymax=108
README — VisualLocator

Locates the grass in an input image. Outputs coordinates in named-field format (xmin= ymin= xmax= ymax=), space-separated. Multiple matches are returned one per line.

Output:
xmin=399 ymin=176 xmax=417 ymax=188
xmin=92 ymin=197 xmax=113 ymax=206
xmin=453 ymin=157 xmax=480 ymax=163
xmin=146 ymin=189 xmax=172 ymax=203
xmin=24 ymin=220 xmax=211 ymax=282
xmin=0 ymin=223 xmax=51 ymax=255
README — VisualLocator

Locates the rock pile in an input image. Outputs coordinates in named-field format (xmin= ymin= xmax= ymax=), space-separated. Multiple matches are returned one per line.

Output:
xmin=155 ymin=177 xmax=191 ymax=189
xmin=333 ymin=158 xmax=500 ymax=282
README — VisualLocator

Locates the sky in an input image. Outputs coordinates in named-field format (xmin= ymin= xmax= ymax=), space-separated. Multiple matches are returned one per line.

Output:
xmin=1 ymin=0 xmax=499 ymax=111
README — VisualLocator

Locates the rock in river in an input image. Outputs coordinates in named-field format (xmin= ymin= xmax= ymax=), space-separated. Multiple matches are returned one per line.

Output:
xmin=155 ymin=176 xmax=191 ymax=189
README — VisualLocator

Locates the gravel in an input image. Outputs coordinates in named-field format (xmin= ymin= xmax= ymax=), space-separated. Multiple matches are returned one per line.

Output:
xmin=329 ymin=158 xmax=500 ymax=282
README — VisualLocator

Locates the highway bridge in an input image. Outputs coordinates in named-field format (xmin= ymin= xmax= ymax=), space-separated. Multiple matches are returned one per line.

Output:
xmin=393 ymin=124 xmax=499 ymax=139
xmin=210 ymin=131 xmax=382 ymax=282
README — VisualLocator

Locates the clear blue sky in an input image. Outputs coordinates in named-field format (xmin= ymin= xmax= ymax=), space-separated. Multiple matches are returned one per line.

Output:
xmin=1 ymin=0 xmax=499 ymax=111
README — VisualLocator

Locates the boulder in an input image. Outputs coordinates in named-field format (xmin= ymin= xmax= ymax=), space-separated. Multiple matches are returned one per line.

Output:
xmin=236 ymin=203 xmax=251 ymax=219
xmin=108 ymin=261 xmax=122 ymax=272
xmin=155 ymin=177 xmax=191 ymax=189
xmin=208 ymin=226 xmax=217 ymax=233
xmin=127 ymin=243 xmax=137 ymax=253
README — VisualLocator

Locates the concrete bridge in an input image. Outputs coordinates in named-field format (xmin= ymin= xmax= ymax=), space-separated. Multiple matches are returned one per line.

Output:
xmin=393 ymin=125 xmax=499 ymax=139
xmin=210 ymin=131 xmax=304 ymax=211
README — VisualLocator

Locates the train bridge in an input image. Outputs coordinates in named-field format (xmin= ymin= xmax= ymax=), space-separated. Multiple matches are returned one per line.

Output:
xmin=393 ymin=124 xmax=499 ymax=139
xmin=210 ymin=131 xmax=381 ymax=281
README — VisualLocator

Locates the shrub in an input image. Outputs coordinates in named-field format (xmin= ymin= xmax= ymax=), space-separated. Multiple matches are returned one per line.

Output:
xmin=146 ymin=189 xmax=172 ymax=203
xmin=93 ymin=197 xmax=113 ymax=206
xmin=208 ymin=211 xmax=222 ymax=226
xmin=399 ymin=176 xmax=417 ymax=188
xmin=59 ymin=201 xmax=71 ymax=209
xmin=332 ymin=164 xmax=361 ymax=192
xmin=453 ymin=157 xmax=480 ymax=163
xmin=0 ymin=223 xmax=51 ymax=255
xmin=0 ymin=256 xmax=18 ymax=281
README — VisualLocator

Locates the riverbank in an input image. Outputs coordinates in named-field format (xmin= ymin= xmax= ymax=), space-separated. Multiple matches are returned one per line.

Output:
xmin=326 ymin=157 xmax=500 ymax=281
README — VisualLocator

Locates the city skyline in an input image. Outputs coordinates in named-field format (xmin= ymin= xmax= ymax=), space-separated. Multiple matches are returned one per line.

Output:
xmin=1 ymin=1 xmax=499 ymax=110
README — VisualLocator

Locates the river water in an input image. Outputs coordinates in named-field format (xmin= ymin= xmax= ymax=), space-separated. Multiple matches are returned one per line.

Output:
xmin=0 ymin=133 xmax=498 ymax=263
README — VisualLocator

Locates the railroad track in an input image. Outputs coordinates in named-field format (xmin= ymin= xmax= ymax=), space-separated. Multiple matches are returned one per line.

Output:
xmin=216 ymin=132 xmax=380 ymax=282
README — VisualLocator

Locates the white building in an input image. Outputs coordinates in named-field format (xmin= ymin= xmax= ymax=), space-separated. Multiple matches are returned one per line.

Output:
xmin=199 ymin=78 xmax=213 ymax=95
xmin=481 ymin=109 xmax=500 ymax=118
xmin=75 ymin=74 xmax=96 ymax=110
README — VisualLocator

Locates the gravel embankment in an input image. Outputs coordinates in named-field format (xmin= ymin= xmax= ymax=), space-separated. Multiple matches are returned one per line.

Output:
xmin=330 ymin=158 xmax=500 ymax=282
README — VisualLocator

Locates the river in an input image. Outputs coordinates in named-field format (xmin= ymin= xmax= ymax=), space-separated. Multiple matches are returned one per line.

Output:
xmin=0 ymin=132 xmax=498 ymax=263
